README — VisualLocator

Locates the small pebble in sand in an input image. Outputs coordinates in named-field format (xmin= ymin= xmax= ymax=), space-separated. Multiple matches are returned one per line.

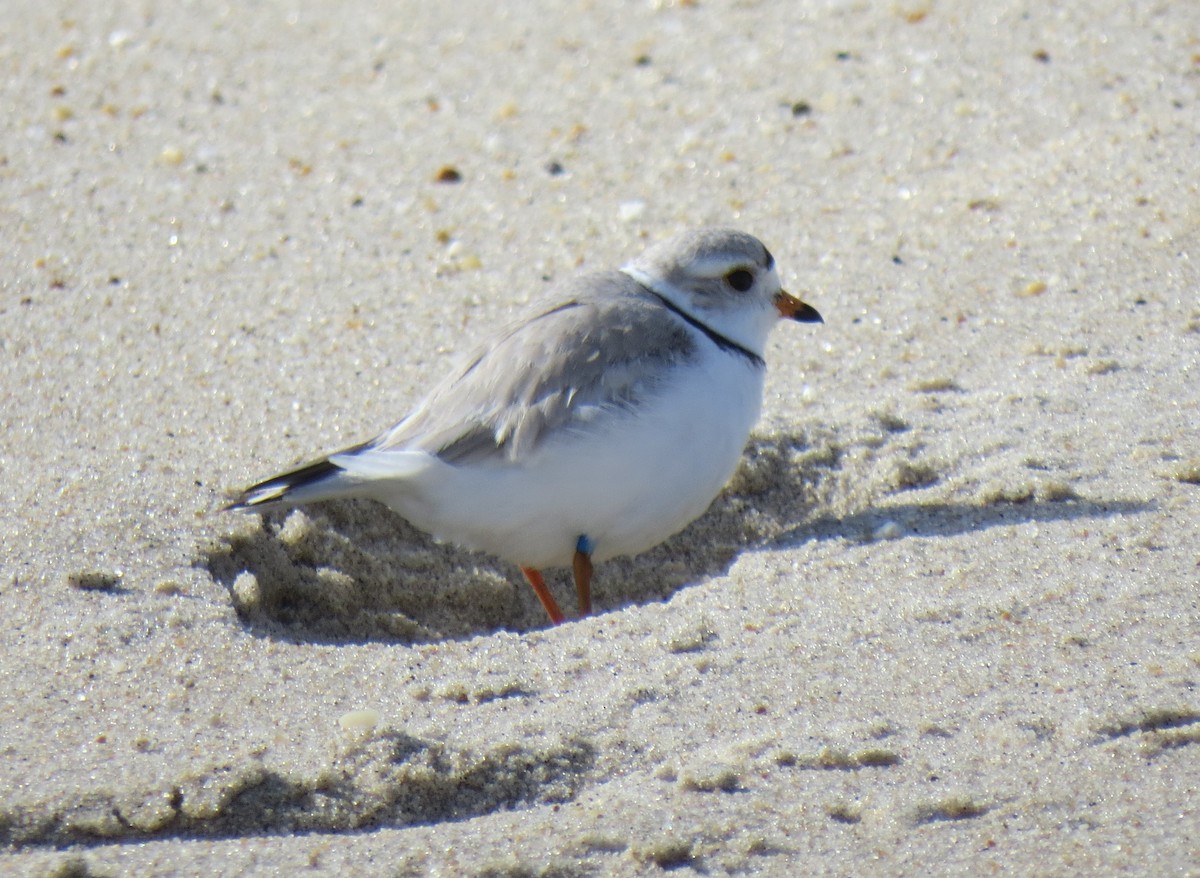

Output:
xmin=872 ymin=520 xmax=904 ymax=541
xmin=618 ymin=199 xmax=646 ymax=222
xmin=338 ymin=708 xmax=382 ymax=732
xmin=67 ymin=570 xmax=123 ymax=591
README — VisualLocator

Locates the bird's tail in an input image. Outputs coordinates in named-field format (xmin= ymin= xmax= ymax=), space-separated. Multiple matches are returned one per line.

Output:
xmin=225 ymin=442 xmax=432 ymax=513
xmin=225 ymin=449 xmax=363 ymax=513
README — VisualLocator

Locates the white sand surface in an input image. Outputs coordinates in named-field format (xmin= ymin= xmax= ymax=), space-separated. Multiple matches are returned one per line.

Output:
xmin=2 ymin=0 xmax=1198 ymax=874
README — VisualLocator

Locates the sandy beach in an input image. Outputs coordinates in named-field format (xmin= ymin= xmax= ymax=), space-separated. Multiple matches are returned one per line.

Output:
xmin=2 ymin=0 xmax=1198 ymax=874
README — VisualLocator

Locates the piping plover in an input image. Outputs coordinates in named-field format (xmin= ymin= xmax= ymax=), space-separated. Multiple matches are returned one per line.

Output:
xmin=228 ymin=228 xmax=822 ymax=624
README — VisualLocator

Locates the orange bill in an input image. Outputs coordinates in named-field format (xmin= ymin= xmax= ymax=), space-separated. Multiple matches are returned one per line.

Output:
xmin=775 ymin=290 xmax=823 ymax=323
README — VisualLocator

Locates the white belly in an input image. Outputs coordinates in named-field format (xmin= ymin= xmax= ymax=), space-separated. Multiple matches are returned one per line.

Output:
xmin=373 ymin=354 xmax=765 ymax=569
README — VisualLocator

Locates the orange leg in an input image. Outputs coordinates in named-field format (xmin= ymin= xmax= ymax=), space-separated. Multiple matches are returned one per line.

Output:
xmin=572 ymin=548 xmax=593 ymax=617
xmin=521 ymin=567 xmax=565 ymax=625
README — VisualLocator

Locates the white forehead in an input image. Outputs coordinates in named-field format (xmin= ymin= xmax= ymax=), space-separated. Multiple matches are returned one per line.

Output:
xmin=683 ymin=247 xmax=767 ymax=278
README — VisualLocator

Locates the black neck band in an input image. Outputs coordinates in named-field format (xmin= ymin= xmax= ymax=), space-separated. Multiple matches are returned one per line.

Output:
xmin=647 ymin=291 xmax=765 ymax=368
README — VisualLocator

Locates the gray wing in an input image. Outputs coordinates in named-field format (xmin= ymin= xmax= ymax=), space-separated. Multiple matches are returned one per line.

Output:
xmin=368 ymin=271 xmax=698 ymax=465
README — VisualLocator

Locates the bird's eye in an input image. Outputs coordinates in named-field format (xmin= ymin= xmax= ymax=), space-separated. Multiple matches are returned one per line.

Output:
xmin=725 ymin=269 xmax=754 ymax=292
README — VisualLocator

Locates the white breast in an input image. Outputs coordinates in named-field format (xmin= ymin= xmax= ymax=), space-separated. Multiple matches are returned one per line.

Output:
xmin=372 ymin=349 xmax=765 ymax=569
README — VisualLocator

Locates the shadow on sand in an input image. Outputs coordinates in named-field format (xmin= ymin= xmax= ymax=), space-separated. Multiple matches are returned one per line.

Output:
xmin=200 ymin=432 xmax=1151 ymax=644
